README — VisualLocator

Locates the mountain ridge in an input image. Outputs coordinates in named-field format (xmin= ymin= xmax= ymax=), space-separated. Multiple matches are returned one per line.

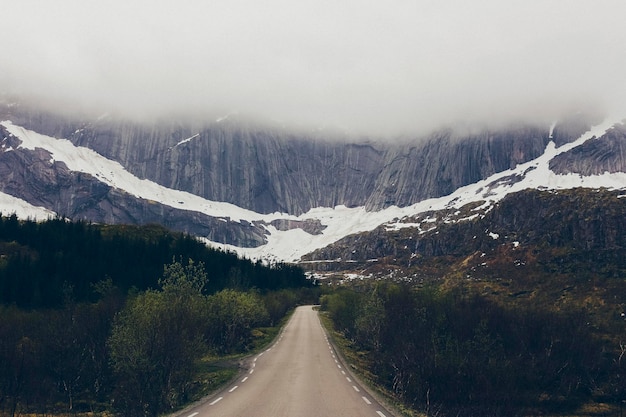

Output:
xmin=1 ymin=102 xmax=625 ymax=263
xmin=1 ymin=103 xmax=597 ymax=214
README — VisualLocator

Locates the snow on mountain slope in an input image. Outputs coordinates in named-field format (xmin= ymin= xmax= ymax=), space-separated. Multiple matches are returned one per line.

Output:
xmin=375 ymin=117 xmax=626 ymax=234
xmin=0 ymin=191 xmax=55 ymax=220
xmin=1 ymin=120 xmax=283 ymax=223
xmin=2 ymin=117 xmax=626 ymax=263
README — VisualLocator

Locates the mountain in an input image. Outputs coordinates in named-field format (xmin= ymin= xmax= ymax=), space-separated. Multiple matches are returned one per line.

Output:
xmin=1 ymin=104 xmax=595 ymax=214
xmin=1 ymin=100 xmax=625 ymax=263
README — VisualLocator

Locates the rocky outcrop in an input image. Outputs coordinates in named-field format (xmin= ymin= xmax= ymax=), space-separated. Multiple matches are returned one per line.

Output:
xmin=71 ymin=124 xmax=561 ymax=214
xmin=301 ymin=188 xmax=626 ymax=269
xmin=550 ymin=122 xmax=626 ymax=175
xmin=269 ymin=218 xmax=326 ymax=235
xmin=362 ymin=125 xmax=554 ymax=210
xmin=0 ymin=125 xmax=267 ymax=247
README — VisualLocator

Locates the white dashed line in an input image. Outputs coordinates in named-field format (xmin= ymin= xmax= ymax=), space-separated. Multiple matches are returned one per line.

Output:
xmin=187 ymin=413 xmax=199 ymax=417
xmin=209 ymin=397 xmax=223 ymax=406
xmin=229 ymin=386 xmax=238 ymax=393
xmin=241 ymin=376 xmax=248 ymax=383
xmin=249 ymin=369 xmax=254 ymax=374
xmin=320 ymin=323 xmax=389 ymax=416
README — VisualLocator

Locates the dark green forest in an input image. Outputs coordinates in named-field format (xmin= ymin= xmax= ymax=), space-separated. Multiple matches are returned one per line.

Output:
xmin=0 ymin=214 xmax=309 ymax=308
xmin=321 ymin=282 xmax=626 ymax=417
xmin=0 ymin=215 xmax=316 ymax=417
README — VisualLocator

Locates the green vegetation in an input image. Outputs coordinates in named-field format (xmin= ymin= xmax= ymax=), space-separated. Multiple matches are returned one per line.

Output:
xmin=0 ymin=214 xmax=310 ymax=308
xmin=0 ymin=215 xmax=316 ymax=417
xmin=321 ymin=282 xmax=626 ymax=417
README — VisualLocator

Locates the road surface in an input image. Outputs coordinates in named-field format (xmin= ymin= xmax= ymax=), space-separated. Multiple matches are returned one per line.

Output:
xmin=179 ymin=305 xmax=393 ymax=417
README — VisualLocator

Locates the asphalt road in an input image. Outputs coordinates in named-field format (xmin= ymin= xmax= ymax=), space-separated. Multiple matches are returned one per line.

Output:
xmin=179 ymin=305 xmax=394 ymax=417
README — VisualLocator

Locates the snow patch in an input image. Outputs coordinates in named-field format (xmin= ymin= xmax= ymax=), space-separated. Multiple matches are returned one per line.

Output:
xmin=549 ymin=121 xmax=557 ymax=139
xmin=173 ymin=133 xmax=200 ymax=148
xmin=0 ymin=191 xmax=56 ymax=220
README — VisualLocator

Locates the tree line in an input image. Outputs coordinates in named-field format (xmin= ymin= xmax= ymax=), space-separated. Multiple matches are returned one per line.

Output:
xmin=0 ymin=215 xmax=316 ymax=416
xmin=321 ymin=283 xmax=626 ymax=416
xmin=0 ymin=214 xmax=309 ymax=308
xmin=108 ymin=259 xmax=276 ymax=416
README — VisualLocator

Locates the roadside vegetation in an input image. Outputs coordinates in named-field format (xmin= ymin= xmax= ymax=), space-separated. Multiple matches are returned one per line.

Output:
xmin=321 ymin=281 xmax=626 ymax=417
xmin=0 ymin=215 xmax=317 ymax=417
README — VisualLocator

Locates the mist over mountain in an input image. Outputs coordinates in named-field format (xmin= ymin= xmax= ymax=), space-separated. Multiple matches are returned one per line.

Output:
xmin=3 ymin=2 xmax=626 ymax=137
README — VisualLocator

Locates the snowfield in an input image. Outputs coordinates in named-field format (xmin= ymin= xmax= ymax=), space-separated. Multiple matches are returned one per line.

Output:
xmin=2 ymin=117 xmax=626 ymax=262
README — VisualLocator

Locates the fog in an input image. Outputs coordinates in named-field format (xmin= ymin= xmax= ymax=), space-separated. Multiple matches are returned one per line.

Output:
xmin=2 ymin=1 xmax=626 ymax=137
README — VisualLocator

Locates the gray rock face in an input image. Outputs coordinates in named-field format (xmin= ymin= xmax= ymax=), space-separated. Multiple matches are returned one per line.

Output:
xmin=362 ymin=125 xmax=553 ymax=210
xmin=1 ymin=102 xmax=614 ymax=253
xmin=269 ymin=218 xmax=326 ymax=235
xmin=550 ymin=122 xmax=626 ymax=175
xmin=0 ymin=124 xmax=267 ymax=246
xmin=2 ymin=104 xmax=593 ymax=216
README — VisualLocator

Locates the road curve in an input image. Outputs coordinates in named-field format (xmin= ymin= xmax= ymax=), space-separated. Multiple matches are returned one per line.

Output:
xmin=179 ymin=305 xmax=393 ymax=417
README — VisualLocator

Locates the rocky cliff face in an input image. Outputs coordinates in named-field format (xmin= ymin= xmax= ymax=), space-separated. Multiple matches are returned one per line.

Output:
xmin=550 ymin=122 xmax=626 ymax=175
xmin=362 ymin=125 xmax=553 ymax=210
xmin=1 ymin=103 xmax=596 ymax=215
xmin=0 ymin=124 xmax=267 ymax=247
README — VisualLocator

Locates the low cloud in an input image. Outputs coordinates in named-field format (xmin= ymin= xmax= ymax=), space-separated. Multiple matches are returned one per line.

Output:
xmin=2 ymin=1 xmax=626 ymax=137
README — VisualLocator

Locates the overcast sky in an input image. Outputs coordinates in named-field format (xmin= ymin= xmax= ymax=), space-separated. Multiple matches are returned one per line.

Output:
xmin=2 ymin=1 xmax=625 ymax=136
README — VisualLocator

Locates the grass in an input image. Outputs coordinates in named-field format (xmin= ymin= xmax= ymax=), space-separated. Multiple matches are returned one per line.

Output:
xmin=184 ymin=357 xmax=240 ymax=403
xmin=166 ymin=308 xmax=295 ymax=416
xmin=184 ymin=322 xmax=283 ymax=402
